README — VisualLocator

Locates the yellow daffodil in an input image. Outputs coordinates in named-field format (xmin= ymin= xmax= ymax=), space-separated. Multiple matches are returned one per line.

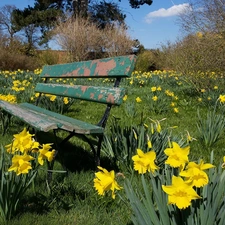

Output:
xmin=219 ymin=94 xmax=225 ymax=103
xmin=152 ymin=96 xmax=158 ymax=101
xmin=136 ymin=97 xmax=142 ymax=103
xmin=38 ymin=144 xmax=56 ymax=165
xmin=6 ymin=128 xmax=37 ymax=154
xmin=157 ymin=86 xmax=161 ymax=91
xmin=63 ymin=97 xmax=69 ymax=104
xmin=164 ymin=142 xmax=190 ymax=168
xmin=123 ymin=95 xmax=128 ymax=101
xmin=151 ymin=86 xmax=157 ymax=92
xmin=180 ymin=160 xmax=215 ymax=187
xmin=147 ymin=139 xmax=152 ymax=149
xmin=132 ymin=149 xmax=159 ymax=174
xmin=8 ymin=154 xmax=35 ymax=175
xmin=35 ymin=93 xmax=40 ymax=97
xmin=94 ymin=166 xmax=122 ymax=199
xmin=162 ymin=175 xmax=201 ymax=209
xmin=173 ymin=108 xmax=179 ymax=113
xmin=222 ymin=156 xmax=225 ymax=168
xmin=49 ymin=95 xmax=57 ymax=101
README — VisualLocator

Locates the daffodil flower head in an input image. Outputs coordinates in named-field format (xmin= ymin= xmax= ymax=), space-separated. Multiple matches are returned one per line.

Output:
xmin=132 ymin=149 xmax=159 ymax=174
xmin=7 ymin=128 xmax=35 ymax=154
xmin=180 ymin=160 xmax=215 ymax=187
xmin=222 ymin=156 xmax=225 ymax=168
xmin=162 ymin=175 xmax=201 ymax=209
xmin=8 ymin=154 xmax=35 ymax=175
xmin=38 ymin=143 xmax=55 ymax=165
xmin=94 ymin=166 xmax=122 ymax=199
xmin=164 ymin=142 xmax=190 ymax=168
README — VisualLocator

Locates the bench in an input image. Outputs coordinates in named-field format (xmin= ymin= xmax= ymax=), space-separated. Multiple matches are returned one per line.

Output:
xmin=0 ymin=55 xmax=136 ymax=176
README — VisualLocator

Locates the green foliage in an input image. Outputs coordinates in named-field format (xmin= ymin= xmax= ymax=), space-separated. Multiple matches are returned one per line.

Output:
xmin=36 ymin=95 xmax=76 ymax=114
xmin=135 ymin=50 xmax=159 ymax=72
xmin=197 ymin=107 xmax=225 ymax=148
xmin=0 ymin=145 xmax=37 ymax=223
xmin=1 ymin=69 xmax=225 ymax=224
xmin=102 ymin=118 xmax=181 ymax=172
xmin=37 ymin=50 xmax=60 ymax=66
xmin=124 ymin=152 xmax=225 ymax=225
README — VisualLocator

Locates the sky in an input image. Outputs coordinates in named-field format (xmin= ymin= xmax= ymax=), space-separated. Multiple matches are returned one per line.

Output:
xmin=0 ymin=0 xmax=191 ymax=49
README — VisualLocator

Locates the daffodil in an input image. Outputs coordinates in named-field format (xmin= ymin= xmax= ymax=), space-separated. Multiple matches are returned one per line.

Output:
xmin=136 ymin=97 xmax=142 ymax=103
xmin=38 ymin=144 xmax=56 ymax=165
xmin=94 ymin=166 xmax=122 ymax=199
xmin=132 ymin=149 xmax=159 ymax=174
xmin=63 ymin=97 xmax=69 ymax=104
xmin=179 ymin=160 xmax=215 ymax=187
xmin=5 ymin=128 xmax=38 ymax=154
xmin=151 ymin=86 xmax=157 ymax=92
xmin=162 ymin=175 xmax=201 ymax=209
xmin=123 ymin=95 xmax=128 ymax=101
xmin=173 ymin=108 xmax=179 ymax=113
xmin=219 ymin=94 xmax=225 ymax=103
xmin=222 ymin=156 xmax=225 ymax=168
xmin=8 ymin=154 xmax=35 ymax=175
xmin=164 ymin=142 xmax=190 ymax=168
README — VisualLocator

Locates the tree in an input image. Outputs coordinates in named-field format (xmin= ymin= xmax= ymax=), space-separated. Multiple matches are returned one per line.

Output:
xmin=12 ymin=5 xmax=62 ymax=52
xmin=0 ymin=5 xmax=17 ymax=42
xmin=89 ymin=1 xmax=126 ymax=29
xmin=173 ymin=0 xmax=225 ymax=74
xmin=128 ymin=0 xmax=153 ymax=8
xmin=12 ymin=0 xmax=153 ymax=45
xmin=178 ymin=0 xmax=225 ymax=36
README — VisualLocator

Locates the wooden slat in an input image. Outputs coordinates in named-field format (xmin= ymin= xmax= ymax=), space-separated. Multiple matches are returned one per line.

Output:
xmin=40 ymin=55 xmax=136 ymax=78
xmin=0 ymin=100 xmax=104 ymax=134
xmin=20 ymin=103 xmax=104 ymax=134
xmin=0 ymin=100 xmax=58 ymax=132
xmin=35 ymin=83 xmax=126 ymax=105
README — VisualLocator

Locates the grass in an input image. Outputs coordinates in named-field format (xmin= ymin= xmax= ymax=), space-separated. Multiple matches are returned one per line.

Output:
xmin=1 ymin=70 xmax=225 ymax=224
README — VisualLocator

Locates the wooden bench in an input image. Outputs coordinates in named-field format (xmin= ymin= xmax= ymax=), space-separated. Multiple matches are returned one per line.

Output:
xmin=0 ymin=55 xmax=136 ymax=175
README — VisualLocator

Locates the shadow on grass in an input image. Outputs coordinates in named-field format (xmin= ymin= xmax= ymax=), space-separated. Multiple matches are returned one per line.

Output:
xmin=36 ymin=131 xmax=116 ymax=173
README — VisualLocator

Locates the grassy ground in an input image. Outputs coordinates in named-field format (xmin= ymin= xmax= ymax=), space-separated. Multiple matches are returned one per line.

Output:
xmin=1 ymin=70 xmax=225 ymax=224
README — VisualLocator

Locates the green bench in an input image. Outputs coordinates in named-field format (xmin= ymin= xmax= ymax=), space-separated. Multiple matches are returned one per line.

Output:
xmin=0 ymin=55 xmax=136 ymax=174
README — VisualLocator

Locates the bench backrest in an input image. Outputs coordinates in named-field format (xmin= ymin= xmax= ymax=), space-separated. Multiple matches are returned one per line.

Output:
xmin=35 ymin=55 xmax=136 ymax=106
xmin=40 ymin=55 xmax=136 ymax=78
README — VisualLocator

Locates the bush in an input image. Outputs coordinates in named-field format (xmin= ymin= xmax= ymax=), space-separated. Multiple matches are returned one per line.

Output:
xmin=0 ymin=49 xmax=40 ymax=71
xmin=135 ymin=50 xmax=162 ymax=72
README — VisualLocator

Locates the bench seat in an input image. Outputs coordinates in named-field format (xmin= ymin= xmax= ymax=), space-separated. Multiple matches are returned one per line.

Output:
xmin=0 ymin=101 xmax=104 ymax=134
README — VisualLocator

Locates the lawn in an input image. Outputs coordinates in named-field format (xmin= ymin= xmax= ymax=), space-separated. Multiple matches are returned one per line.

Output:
xmin=1 ymin=69 xmax=225 ymax=224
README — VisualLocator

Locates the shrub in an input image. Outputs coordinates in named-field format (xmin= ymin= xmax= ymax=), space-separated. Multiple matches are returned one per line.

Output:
xmin=135 ymin=50 xmax=161 ymax=72
xmin=53 ymin=16 xmax=135 ymax=62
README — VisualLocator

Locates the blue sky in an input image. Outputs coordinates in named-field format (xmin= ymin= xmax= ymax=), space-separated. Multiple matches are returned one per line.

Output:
xmin=0 ymin=0 xmax=190 ymax=49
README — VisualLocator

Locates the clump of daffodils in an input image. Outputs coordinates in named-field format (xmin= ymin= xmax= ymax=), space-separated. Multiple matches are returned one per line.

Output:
xmin=94 ymin=139 xmax=215 ymax=210
xmin=6 ymin=128 xmax=55 ymax=175
xmin=0 ymin=94 xmax=17 ymax=103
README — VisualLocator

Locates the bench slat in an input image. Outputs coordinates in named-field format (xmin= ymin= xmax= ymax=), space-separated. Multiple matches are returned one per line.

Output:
xmin=0 ymin=100 xmax=58 ymax=131
xmin=20 ymin=103 xmax=104 ymax=134
xmin=40 ymin=55 xmax=136 ymax=78
xmin=35 ymin=84 xmax=125 ymax=105
xmin=0 ymin=101 xmax=104 ymax=134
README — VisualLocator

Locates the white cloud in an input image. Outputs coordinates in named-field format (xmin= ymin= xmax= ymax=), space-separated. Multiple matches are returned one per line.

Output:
xmin=145 ymin=3 xmax=190 ymax=23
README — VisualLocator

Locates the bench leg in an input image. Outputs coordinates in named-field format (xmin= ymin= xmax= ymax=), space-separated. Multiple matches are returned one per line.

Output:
xmin=95 ymin=135 xmax=103 ymax=168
